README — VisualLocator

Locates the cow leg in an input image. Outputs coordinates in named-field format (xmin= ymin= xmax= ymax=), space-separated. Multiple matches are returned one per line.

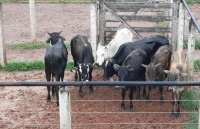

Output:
xmin=46 ymin=74 xmax=51 ymax=102
xmin=121 ymin=87 xmax=126 ymax=111
xmin=78 ymin=86 xmax=83 ymax=98
xmin=52 ymin=77 xmax=55 ymax=97
xmin=129 ymin=87 xmax=134 ymax=112
xmin=142 ymin=86 xmax=146 ymax=98
xmin=170 ymin=92 xmax=176 ymax=118
xmin=75 ymin=71 xmax=78 ymax=81
xmin=176 ymin=92 xmax=183 ymax=117
xmin=159 ymin=86 xmax=164 ymax=105
xmin=146 ymin=86 xmax=151 ymax=101
xmin=55 ymin=76 xmax=60 ymax=106
xmin=89 ymin=70 xmax=94 ymax=93
xmin=136 ymin=86 xmax=140 ymax=100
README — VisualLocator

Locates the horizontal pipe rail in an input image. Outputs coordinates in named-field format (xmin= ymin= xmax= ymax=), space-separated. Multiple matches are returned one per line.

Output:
xmin=182 ymin=0 xmax=200 ymax=33
xmin=0 ymin=81 xmax=200 ymax=86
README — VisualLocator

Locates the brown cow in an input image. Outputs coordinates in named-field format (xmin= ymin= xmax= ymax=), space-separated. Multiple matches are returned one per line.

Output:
xmin=164 ymin=50 xmax=188 ymax=118
xmin=142 ymin=45 xmax=172 ymax=104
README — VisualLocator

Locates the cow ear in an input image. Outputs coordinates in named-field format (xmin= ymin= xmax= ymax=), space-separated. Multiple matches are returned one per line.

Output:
xmin=180 ymin=72 xmax=188 ymax=77
xmin=46 ymin=38 xmax=51 ymax=43
xmin=70 ymin=67 xmax=78 ymax=73
xmin=128 ymin=68 xmax=134 ymax=72
xmin=113 ymin=64 xmax=120 ymax=71
xmin=141 ymin=64 xmax=147 ymax=69
xmin=155 ymin=63 xmax=161 ymax=68
xmin=164 ymin=70 xmax=170 ymax=74
xmin=61 ymin=37 xmax=66 ymax=41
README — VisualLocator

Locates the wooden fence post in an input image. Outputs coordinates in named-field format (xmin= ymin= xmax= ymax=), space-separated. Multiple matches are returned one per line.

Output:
xmin=0 ymin=3 xmax=7 ymax=65
xmin=171 ymin=1 xmax=178 ymax=52
xmin=187 ymin=19 xmax=196 ymax=82
xmin=177 ymin=1 xmax=185 ymax=51
xmin=29 ymin=0 xmax=36 ymax=42
xmin=99 ymin=0 xmax=105 ymax=45
xmin=59 ymin=87 xmax=71 ymax=129
xmin=90 ymin=0 xmax=98 ymax=61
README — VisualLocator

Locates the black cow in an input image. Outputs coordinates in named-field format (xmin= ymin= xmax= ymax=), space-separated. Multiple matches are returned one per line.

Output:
xmin=102 ymin=35 xmax=169 ymax=81
xmin=45 ymin=32 xmax=68 ymax=106
xmin=113 ymin=49 xmax=147 ymax=112
xmin=70 ymin=34 xmax=95 ymax=98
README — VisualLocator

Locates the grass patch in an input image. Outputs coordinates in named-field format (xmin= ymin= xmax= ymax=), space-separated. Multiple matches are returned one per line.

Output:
xmin=7 ymin=41 xmax=71 ymax=50
xmin=183 ymin=38 xmax=200 ymax=49
xmin=186 ymin=0 xmax=200 ymax=3
xmin=181 ymin=90 xmax=199 ymax=111
xmin=181 ymin=90 xmax=199 ymax=129
xmin=0 ymin=61 xmax=74 ymax=71
xmin=194 ymin=60 xmax=200 ymax=72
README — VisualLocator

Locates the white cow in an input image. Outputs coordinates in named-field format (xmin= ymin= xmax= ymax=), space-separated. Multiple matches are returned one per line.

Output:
xmin=96 ymin=28 xmax=133 ymax=66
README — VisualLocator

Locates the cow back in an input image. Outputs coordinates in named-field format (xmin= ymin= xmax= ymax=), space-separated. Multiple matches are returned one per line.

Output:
xmin=151 ymin=45 xmax=172 ymax=70
xmin=70 ymin=35 xmax=94 ymax=66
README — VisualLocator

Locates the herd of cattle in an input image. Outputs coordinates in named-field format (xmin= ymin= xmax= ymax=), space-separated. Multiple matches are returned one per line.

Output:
xmin=44 ymin=28 xmax=189 ymax=118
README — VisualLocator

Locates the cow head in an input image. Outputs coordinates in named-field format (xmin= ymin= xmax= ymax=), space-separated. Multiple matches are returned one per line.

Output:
xmin=46 ymin=31 xmax=66 ymax=45
xmin=102 ymin=59 xmax=116 ymax=81
xmin=114 ymin=64 xmax=134 ymax=81
xmin=164 ymin=69 xmax=188 ymax=90
xmin=96 ymin=43 xmax=108 ymax=66
xmin=75 ymin=63 xmax=94 ymax=81
xmin=142 ymin=63 xmax=161 ymax=81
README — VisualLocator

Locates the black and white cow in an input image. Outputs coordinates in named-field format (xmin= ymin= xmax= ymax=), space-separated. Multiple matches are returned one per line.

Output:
xmin=114 ymin=49 xmax=147 ymax=112
xmin=102 ymin=35 xmax=169 ymax=81
xmin=70 ymin=34 xmax=95 ymax=98
xmin=45 ymin=32 xmax=68 ymax=106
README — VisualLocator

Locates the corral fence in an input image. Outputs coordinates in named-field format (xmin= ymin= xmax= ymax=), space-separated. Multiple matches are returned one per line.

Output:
xmin=0 ymin=0 xmax=200 ymax=129
xmin=0 ymin=81 xmax=200 ymax=129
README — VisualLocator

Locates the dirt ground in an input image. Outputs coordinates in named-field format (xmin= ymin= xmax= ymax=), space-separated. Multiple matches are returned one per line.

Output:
xmin=0 ymin=2 xmax=200 ymax=129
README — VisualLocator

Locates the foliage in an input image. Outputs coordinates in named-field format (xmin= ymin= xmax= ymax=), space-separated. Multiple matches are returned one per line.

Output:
xmin=183 ymin=38 xmax=200 ymax=49
xmin=181 ymin=90 xmax=199 ymax=129
xmin=0 ymin=61 xmax=74 ymax=71
xmin=194 ymin=60 xmax=200 ymax=72
xmin=181 ymin=90 xmax=199 ymax=111
xmin=7 ymin=41 xmax=71 ymax=50
xmin=186 ymin=0 xmax=200 ymax=3
xmin=184 ymin=113 xmax=198 ymax=129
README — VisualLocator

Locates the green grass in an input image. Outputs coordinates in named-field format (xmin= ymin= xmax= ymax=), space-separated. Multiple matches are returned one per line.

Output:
xmin=0 ymin=61 xmax=74 ymax=71
xmin=7 ymin=41 xmax=71 ymax=50
xmin=181 ymin=90 xmax=199 ymax=129
xmin=183 ymin=38 xmax=200 ymax=49
xmin=194 ymin=60 xmax=200 ymax=72
xmin=186 ymin=0 xmax=200 ymax=3
xmin=0 ymin=0 xmax=91 ymax=2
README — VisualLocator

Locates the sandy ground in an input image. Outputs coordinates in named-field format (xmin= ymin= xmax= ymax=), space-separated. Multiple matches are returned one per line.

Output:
xmin=0 ymin=2 xmax=200 ymax=129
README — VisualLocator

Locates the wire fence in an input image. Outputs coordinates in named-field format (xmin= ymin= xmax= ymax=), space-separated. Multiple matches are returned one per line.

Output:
xmin=0 ymin=82 xmax=199 ymax=129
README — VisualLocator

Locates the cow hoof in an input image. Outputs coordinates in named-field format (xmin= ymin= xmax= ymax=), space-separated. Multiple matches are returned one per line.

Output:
xmin=170 ymin=114 xmax=175 ymax=119
xmin=129 ymin=107 xmax=133 ymax=112
xmin=176 ymin=113 xmax=181 ymax=118
xmin=47 ymin=97 xmax=51 ymax=102
xmin=89 ymin=88 xmax=94 ymax=93
xmin=120 ymin=106 xmax=125 ymax=111
xmin=78 ymin=93 xmax=83 ymax=98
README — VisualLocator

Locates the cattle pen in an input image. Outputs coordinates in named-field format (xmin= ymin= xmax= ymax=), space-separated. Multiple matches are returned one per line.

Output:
xmin=0 ymin=0 xmax=200 ymax=129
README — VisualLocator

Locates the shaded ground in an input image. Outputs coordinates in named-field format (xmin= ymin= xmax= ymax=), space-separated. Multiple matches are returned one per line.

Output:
xmin=0 ymin=2 xmax=200 ymax=129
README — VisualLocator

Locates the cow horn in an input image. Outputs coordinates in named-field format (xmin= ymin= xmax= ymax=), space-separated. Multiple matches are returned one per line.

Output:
xmin=58 ymin=31 xmax=62 ymax=35
xmin=126 ymin=64 xmax=130 ymax=68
